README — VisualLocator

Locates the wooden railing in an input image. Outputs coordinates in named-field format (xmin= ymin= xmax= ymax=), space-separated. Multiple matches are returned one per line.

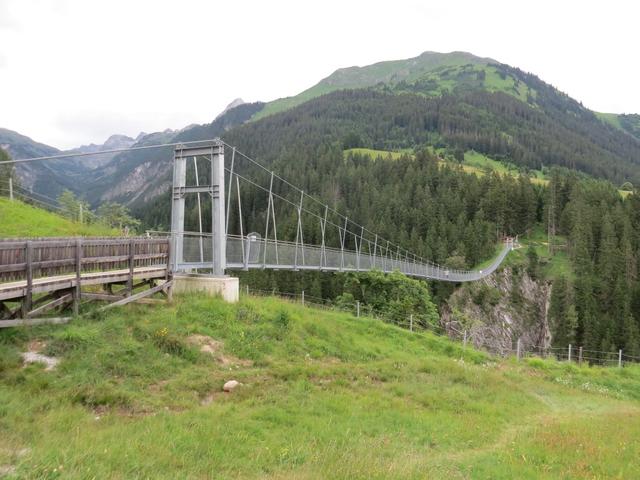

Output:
xmin=0 ymin=237 xmax=170 ymax=284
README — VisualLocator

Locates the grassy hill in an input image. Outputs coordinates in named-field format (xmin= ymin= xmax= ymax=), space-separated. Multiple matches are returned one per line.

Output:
xmin=0 ymin=197 xmax=117 ymax=237
xmin=253 ymin=51 xmax=498 ymax=120
xmin=595 ymin=112 xmax=640 ymax=141
xmin=344 ymin=148 xmax=639 ymax=198
xmin=1 ymin=293 xmax=640 ymax=478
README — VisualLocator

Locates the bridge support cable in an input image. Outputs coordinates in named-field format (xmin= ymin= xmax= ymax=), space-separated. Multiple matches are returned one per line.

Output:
xmin=294 ymin=191 xmax=305 ymax=270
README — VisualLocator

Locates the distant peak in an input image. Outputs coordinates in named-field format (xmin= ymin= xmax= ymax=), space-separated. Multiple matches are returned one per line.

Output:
xmin=103 ymin=134 xmax=135 ymax=149
xmin=215 ymin=98 xmax=246 ymax=120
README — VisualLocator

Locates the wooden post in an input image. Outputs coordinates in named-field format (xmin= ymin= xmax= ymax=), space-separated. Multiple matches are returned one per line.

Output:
xmin=21 ymin=241 xmax=33 ymax=318
xmin=568 ymin=344 xmax=572 ymax=362
xmin=356 ymin=301 xmax=360 ymax=318
xmin=409 ymin=314 xmax=413 ymax=332
xmin=516 ymin=338 xmax=521 ymax=361
xmin=463 ymin=330 xmax=468 ymax=348
xmin=73 ymin=238 xmax=82 ymax=315
xmin=301 ymin=290 xmax=305 ymax=306
xmin=577 ymin=346 xmax=582 ymax=364
xmin=8 ymin=177 xmax=13 ymax=201
xmin=619 ymin=349 xmax=623 ymax=368
xmin=165 ymin=238 xmax=171 ymax=281
xmin=127 ymin=238 xmax=135 ymax=296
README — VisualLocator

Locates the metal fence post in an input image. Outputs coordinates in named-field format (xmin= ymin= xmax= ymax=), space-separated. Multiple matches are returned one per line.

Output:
xmin=516 ymin=338 xmax=521 ymax=361
xmin=301 ymin=290 xmax=305 ymax=306
xmin=356 ymin=301 xmax=360 ymax=318
xmin=409 ymin=314 xmax=413 ymax=332
xmin=568 ymin=344 xmax=572 ymax=362
xmin=8 ymin=177 xmax=13 ymax=201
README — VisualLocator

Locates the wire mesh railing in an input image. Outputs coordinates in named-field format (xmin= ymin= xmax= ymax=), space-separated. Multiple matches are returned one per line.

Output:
xmin=153 ymin=230 xmax=513 ymax=283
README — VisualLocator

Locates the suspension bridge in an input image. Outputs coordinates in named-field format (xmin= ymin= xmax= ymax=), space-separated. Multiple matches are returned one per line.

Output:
xmin=0 ymin=139 xmax=513 ymax=324
xmin=165 ymin=140 xmax=513 ymax=280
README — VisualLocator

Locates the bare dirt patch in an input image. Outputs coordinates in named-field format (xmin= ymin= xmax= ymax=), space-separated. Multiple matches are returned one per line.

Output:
xmin=21 ymin=340 xmax=59 ymax=371
xmin=0 ymin=465 xmax=16 ymax=477
xmin=200 ymin=391 xmax=224 ymax=406
xmin=27 ymin=339 xmax=47 ymax=353
xmin=21 ymin=351 xmax=59 ymax=371
xmin=187 ymin=335 xmax=252 ymax=367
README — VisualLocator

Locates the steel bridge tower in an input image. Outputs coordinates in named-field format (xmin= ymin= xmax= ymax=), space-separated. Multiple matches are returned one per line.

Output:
xmin=170 ymin=140 xmax=238 ymax=300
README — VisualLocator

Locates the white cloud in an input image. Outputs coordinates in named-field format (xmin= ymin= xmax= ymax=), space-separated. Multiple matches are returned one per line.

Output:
xmin=0 ymin=0 xmax=638 ymax=149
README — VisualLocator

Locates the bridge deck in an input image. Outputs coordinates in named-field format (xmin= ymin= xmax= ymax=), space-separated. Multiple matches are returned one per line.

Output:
xmin=176 ymin=235 xmax=513 ymax=283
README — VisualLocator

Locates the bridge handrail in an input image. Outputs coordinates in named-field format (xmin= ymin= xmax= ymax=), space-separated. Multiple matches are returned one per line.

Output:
xmin=0 ymin=237 xmax=170 ymax=284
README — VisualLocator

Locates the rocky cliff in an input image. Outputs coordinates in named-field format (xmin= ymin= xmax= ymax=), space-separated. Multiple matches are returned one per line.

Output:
xmin=442 ymin=267 xmax=552 ymax=355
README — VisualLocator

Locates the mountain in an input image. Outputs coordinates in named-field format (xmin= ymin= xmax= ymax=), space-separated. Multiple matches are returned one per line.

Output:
xmin=0 ymin=129 xmax=139 ymax=198
xmin=3 ymin=51 xmax=640 ymax=208
xmin=215 ymin=98 xmax=246 ymax=120
xmin=66 ymin=134 xmax=137 ymax=169
xmin=79 ymin=101 xmax=264 ymax=207
xmin=101 ymin=51 xmax=640 ymax=208
xmin=253 ymin=51 xmax=496 ymax=120
xmin=597 ymin=112 xmax=640 ymax=141
xmin=0 ymin=128 xmax=75 ymax=198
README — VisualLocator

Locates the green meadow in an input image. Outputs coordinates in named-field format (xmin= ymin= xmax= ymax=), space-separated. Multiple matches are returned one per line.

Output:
xmin=1 ymin=294 xmax=640 ymax=478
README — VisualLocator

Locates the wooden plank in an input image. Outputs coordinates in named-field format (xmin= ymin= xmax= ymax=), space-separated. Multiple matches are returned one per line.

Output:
xmin=100 ymin=280 xmax=173 ymax=311
xmin=0 ymin=302 xmax=20 ymax=320
xmin=0 ymin=263 xmax=27 ymax=273
xmin=83 ymin=293 xmax=163 ymax=305
xmin=135 ymin=298 xmax=165 ymax=305
xmin=82 ymin=293 xmax=126 ymax=301
xmin=73 ymin=238 xmax=82 ymax=315
xmin=0 ymin=266 xmax=168 ymax=301
xmin=79 ymin=253 xmax=167 ymax=265
xmin=22 ymin=241 xmax=33 ymax=317
xmin=0 ymin=317 xmax=71 ymax=328
xmin=27 ymin=294 xmax=72 ymax=318
xmin=30 ymin=291 xmax=60 ymax=308
xmin=0 ymin=255 xmax=163 ymax=273
xmin=127 ymin=239 xmax=135 ymax=295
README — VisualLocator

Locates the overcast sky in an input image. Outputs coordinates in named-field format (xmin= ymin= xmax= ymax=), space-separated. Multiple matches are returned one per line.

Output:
xmin=0 ymin=0 xmax=638 ymax=150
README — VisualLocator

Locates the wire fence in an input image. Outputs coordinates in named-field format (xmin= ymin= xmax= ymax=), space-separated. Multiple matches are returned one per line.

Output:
xmin=243 ymin=286 xmax=636 ymax=368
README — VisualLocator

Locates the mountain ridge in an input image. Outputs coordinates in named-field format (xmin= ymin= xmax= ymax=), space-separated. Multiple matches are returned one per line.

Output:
xmin=2 ymin=51 xmax=639 ymax=208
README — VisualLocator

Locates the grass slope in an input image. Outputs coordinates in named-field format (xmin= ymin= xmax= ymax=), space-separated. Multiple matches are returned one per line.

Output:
xmin=253 ymin=51 xmax=494 ymax=121
xmin=0 ymin=198 xmax=117 ymax=238
xmin=1 ymin=294 xmax=640 ymax=478
xmin=344 ymin=148 xmax=549 ymax=186
xmin=505 ymin=226 xmax=574 ymax=281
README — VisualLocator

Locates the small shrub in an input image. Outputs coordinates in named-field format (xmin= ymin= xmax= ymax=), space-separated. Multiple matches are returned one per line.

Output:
xmin=72 ymin=383 xmax=131 ymax=408
xmin=526 ymin=357 xmax=549 ymax=370
xmin=272 ymin=311 xmax=290 ymax=331
xmin=472 ymin=284 xmax=501 ymax=307
xmin=152 ymin=327 xmax=197 ymax=361
xmin=46 ymin=326 xmax=98 ymax=356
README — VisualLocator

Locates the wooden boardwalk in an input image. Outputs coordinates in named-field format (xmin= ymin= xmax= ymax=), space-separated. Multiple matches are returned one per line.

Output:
xmin=0 ymin=237 xmax=172 ymax=327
